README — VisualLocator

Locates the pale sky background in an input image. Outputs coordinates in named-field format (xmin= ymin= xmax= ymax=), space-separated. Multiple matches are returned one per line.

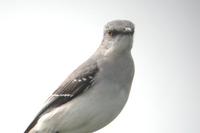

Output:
xmin=0 ymin=0 xmax=200 ymax=133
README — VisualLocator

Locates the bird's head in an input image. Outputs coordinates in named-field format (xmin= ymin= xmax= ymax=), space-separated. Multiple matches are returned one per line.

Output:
xmin=100 ymin=20 xmax=135 ymax=56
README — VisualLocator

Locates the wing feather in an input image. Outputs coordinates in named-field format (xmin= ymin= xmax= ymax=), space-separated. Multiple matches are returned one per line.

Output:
xmin=24 ymin=62 xmax=99 ymax=133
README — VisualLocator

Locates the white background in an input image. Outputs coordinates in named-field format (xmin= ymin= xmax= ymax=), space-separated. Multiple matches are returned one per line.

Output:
xmin=0 ymin=0 xmax=200 ymax=133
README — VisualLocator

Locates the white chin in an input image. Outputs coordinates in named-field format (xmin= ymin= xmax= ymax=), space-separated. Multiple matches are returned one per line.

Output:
xmin=104 ymin=35 xmax=132 ymax=56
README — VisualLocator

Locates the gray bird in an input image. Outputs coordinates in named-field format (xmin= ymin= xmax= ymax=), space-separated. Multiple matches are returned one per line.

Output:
xmin=25 ymin=20 xmax=135 ymax=133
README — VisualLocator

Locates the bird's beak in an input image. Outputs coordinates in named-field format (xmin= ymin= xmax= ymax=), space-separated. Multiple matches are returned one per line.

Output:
xmin=125 ymin=27 xmax=132 ymax=32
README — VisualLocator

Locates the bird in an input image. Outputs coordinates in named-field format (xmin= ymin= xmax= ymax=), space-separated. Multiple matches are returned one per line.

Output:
xmin=25 ymin=20 xmax=135 ymax=133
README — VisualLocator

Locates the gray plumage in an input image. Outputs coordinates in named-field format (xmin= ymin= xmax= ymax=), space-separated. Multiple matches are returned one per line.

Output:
xmin=25 ymin=20 xmax=135 ymax=133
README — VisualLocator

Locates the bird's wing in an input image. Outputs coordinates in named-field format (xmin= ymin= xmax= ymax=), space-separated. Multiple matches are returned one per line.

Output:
xmin=25 ymin=62 xmax=99 ymax=133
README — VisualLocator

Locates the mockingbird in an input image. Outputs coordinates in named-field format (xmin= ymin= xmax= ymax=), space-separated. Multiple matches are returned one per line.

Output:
xmin=25 ymin=20 xmax=135 ymax=133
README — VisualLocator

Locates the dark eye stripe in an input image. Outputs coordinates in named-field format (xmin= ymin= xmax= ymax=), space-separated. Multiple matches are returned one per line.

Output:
xmin=107 ymin=30 xmax=119 ymax=37
xmin=107 ymin=29 xmax=133 ymax=37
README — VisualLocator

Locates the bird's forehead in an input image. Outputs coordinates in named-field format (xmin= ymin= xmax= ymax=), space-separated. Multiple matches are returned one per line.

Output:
xmin=104 ymin=20 xmax=134 ymax=31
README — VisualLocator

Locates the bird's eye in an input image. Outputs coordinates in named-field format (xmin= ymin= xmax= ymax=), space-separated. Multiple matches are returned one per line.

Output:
xmin=108 ymin=31 xmax=113 ymax=36
xmin=107 ymin=30 xmax=118 ymax=37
